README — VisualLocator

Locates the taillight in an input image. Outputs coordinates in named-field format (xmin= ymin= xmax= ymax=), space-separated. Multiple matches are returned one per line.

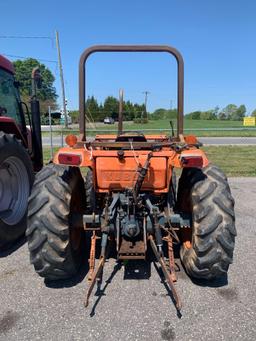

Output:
xmin=181 ymin=155 xmax=203 ymax=168
xmin=58 ymin=153 xmax=81 ymax=165
xmin=65 ymin=134 xmax=78 ymax=147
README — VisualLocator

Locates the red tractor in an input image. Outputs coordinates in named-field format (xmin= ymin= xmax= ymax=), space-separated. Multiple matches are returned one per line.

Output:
xmin=0 ymin=55 xmax=43 ymax=250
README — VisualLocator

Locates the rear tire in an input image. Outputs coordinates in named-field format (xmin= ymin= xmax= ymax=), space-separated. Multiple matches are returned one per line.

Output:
xmin=85 ymin=169 xmax=94 ymax=213
xmin=0 ymin=132 xmax=33 ymax=250
xmin=177 ymin=164 xmax=236 ymax=280
xmin=26 ymin=164 xmax=86 ymax=280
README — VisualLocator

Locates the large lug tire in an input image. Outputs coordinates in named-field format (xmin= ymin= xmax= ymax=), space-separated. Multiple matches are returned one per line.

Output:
xmin=26 ymin=164 xmax=86 ymax=280
xmin=0 ymin=132 xmax=34 ymax=250
xmin=85 ymin=169 xmax=94 ymax=213
xmin=177 ymin=164 xmax=236 ymax=280
xmin=167 ymin=169 xmax=177 ymax=209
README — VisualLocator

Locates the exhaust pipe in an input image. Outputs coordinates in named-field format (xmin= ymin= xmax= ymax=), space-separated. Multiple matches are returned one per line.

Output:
xmin=31 ymin=67 xmax=43 ymax=171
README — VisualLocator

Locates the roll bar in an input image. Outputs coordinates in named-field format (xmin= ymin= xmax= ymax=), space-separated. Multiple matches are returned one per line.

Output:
xmin=79 ymin=45 xmax=184 ymax=141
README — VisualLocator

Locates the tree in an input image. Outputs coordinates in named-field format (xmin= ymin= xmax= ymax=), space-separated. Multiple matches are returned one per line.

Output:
xmin=151 ymin=108 xmax=166 ymax=120
xmin=133 ymin=103 xmax=147 ymax=123
xmin=13 ymin=59 xmax=57 ymax=113
xmin=219 ymin=104 xmax=246 ymax=121
xmin=200 ymin=109 xmax=217 ymax=120
xmin=103 ymin=96 xmax=119 ymax=118
xmin=85 ymin=96 xmax=101 ymax=121
xmin=69 ymin=110 xmax=79 ymax=124
xmin=186 ymin=111 xmax=201 ymax=120
xmin=220 ymin=104 xmax=237 ymax=120
xmin=233 ymin=105 xmax=246 ymax=120
xmin=123 ymin=100 xmax=135 ymax=121
xmin=251 ymin=109 xmax=256 ymax=117
xmin=212 ymin=106 xmax=220 ymax=117
xmin=151 ymin=108 xmax=177 ymax=120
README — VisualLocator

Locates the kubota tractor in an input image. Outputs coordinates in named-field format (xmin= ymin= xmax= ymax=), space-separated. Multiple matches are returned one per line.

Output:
xmin=0 ymin=55 xmax=43 ymax=250
xmin=26 ymin=46 xmax=236 ymax=311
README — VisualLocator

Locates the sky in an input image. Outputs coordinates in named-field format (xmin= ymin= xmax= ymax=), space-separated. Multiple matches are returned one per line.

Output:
xmin=1 ymin=0 xmax=255 ymax=114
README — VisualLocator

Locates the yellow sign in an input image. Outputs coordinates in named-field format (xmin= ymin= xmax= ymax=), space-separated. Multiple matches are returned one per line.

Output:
xmin=243 ymin=117 xmax=256 ymax=126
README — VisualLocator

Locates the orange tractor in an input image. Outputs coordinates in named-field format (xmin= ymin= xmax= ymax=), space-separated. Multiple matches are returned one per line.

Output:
xmin=26 ymin=46 xmax=236 ymax=311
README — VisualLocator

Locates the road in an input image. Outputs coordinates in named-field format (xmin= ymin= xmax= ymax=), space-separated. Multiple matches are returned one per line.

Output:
xmin=0 ymin=178 xmax=255 ymax=340
xmin=42 ymin=136 xmax=256 ymax=146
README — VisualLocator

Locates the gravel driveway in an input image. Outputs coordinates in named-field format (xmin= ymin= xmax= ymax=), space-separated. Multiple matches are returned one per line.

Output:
xmin=0 ymin=178 xmax=255 ymax=341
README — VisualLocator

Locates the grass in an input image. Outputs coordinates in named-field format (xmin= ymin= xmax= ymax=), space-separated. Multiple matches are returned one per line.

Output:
xmin=41 ymin=119 xmax=256 ymax=137
xmin=43 ymin=146 xmax=256 ymax=177
xmin=202 ymin=146 xmax=256 ymax=177
xmin=43 ymin=147 xmax=58 ymax=162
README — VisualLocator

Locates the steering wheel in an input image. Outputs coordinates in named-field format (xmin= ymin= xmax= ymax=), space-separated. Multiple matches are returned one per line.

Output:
xmin=116 ymin=131 xmax=147 ymax=142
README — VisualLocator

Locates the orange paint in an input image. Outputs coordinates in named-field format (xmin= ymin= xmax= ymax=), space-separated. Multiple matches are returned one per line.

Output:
xmin=96 ymin=156 xmax=167 ymax=191
xmin=53 ymin=134 xmax=209 ymax=194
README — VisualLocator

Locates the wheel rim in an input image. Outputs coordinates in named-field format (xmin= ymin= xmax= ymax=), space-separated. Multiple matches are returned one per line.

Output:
xmin=0 ymin=156 xmax=30 ymax=225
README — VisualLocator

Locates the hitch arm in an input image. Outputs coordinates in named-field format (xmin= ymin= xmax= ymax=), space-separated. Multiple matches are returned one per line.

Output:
xmin=149 ymin=236 xmax=181 ymax=311
xmin=85 ymin=256 xmax=105 ymax=307
xmin=84 ymin=232 xmax=108 ymax=307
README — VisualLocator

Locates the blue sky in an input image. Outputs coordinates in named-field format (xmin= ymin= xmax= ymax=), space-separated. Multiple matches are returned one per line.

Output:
xmin=1 ymin=0 xmax=255 ymax=114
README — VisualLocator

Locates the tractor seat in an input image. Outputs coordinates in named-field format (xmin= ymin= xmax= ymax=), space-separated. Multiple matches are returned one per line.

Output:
xmin=115 ymin=131 xmax=147 ymax=142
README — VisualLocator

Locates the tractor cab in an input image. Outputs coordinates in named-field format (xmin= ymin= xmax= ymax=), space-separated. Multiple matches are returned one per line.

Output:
xmin=0 ymin=56 xmax=27 ymax=142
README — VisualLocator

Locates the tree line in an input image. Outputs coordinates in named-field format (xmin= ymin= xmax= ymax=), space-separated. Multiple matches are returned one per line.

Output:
xmin=185 ymin=105 xmax=247 ymax=121
xmin=70 ymin=96 xmax=146 ymax=123
xmin=12 ymin=58 xmax=256 ymax=122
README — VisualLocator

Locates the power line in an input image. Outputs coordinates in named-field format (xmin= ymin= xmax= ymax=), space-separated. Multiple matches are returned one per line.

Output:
xmin=0 ymin=35 xmax=55 ymax=48
xmin=0 ymin=35 xmax=52 ymax=40
xmin=3 ymin=54 xmax=57 ymax=64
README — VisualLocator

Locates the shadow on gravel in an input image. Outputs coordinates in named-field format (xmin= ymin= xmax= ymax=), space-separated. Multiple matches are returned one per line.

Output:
xmin=0 ymin=236 xmax=26 ymax=258
xmin=44 ymin=258 xmax=89 ymax=289
xmin=89 ymin=261 xmax=122 ymax=317
xmin=124 ymin=260 xmax=151 ymax=280
xmin=153 ymin=262 xmax=182 ymax=318
xmin=186 ymin=272 xmax=228 ymax=287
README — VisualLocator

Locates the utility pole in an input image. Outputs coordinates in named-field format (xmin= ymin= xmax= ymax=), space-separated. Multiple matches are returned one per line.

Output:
xmin=142 ymin=91 xmax=150 ymax=121
xmin=55 ymin=30 xmax=68 ymax=128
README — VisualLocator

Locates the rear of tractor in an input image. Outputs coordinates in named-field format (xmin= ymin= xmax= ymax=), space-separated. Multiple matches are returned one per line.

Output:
xmin=0 ymin=55 xmax=43 ymax=250
xmin=26 ymin=46 xmax=236 ymax=311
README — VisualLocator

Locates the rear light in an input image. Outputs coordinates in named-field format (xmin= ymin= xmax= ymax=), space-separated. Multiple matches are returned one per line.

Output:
xmin=65 ymin=134 xmax=78 ymax=147
xmin=58 ymin=153 xmax=81 ymax=165
xmin=181 ymin=155 xmax=203 ymax=168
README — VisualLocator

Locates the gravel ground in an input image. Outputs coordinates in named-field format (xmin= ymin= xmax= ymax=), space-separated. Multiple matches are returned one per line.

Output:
xmin=0 ymin=178 xmax=256 ymax=341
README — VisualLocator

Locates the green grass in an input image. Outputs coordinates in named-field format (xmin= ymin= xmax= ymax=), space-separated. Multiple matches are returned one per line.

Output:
xmin=202 ymin=146 xmax=256 ymax=177
xmin=43 ymin=146 xmax=256 ymax=177
xmin=43 ymin=147 xmax=58 ymax=162
xmin=42 ymin=119 xmax=256 ymax=137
